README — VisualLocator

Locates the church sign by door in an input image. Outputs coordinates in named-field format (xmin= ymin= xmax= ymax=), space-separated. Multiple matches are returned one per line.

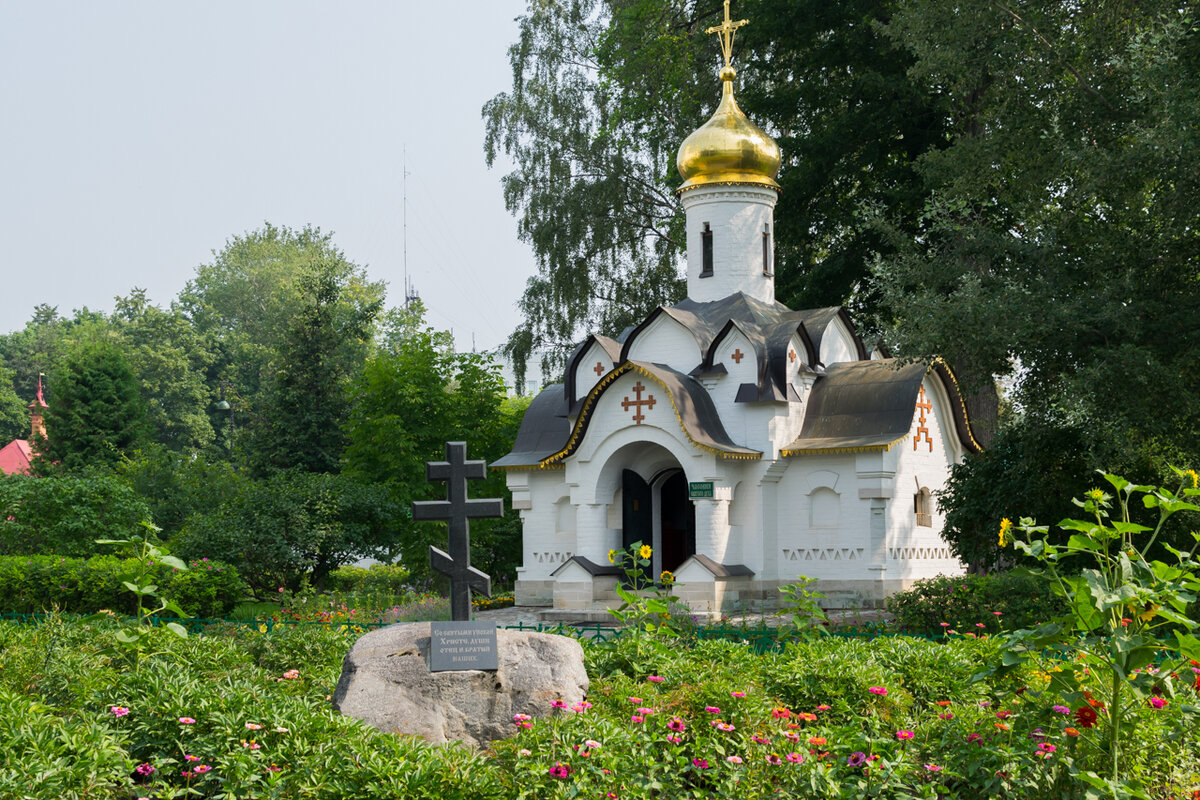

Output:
xmin=688 ymin=481 xmax=714 ymax=499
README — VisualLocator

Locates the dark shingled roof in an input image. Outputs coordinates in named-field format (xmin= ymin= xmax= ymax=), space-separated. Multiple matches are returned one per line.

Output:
xmin=490 ymin=383 xmax=571 ymax=468
xmin=617 ymin=293 xmax=866 ymax=404
xmin=550 ymin=556 xmax=621 ymax=577
xmin=781 ymin=359 xmax=982 ymax=454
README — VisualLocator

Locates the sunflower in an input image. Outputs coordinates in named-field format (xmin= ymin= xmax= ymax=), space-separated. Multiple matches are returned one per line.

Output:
xmin=998 ymin=517 xmax=1013 ymax=547
xmin=639 ymin=544 xmax=653 ymax=559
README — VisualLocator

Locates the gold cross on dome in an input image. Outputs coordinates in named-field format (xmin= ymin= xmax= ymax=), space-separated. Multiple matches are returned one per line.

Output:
xmin=706 ymin=0 xmax=749 ymax=69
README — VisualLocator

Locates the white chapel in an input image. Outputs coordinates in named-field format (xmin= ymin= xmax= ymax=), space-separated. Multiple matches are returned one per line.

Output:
xmin=493 ymin=4 xmax=981 ymax=615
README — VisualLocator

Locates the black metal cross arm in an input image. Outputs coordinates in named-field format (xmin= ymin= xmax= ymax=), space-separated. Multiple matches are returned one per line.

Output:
xmin=430 ymin=546 xmax=491 ymax=597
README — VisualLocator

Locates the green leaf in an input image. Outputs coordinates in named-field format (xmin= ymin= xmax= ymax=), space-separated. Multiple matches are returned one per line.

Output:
xmin=94 ymin=539 xmax=130 ymax=545
xmin=158 ymin=555 xmax=188 ymax=571
xmin=165 ymin=622 xmax=188 ymax=639
xmin=121 ymin=581 xmax=143 ymax=595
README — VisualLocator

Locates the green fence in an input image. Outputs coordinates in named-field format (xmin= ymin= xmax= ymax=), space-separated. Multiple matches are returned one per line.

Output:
xmin=0 ymin=612 xmax=916 ymax=652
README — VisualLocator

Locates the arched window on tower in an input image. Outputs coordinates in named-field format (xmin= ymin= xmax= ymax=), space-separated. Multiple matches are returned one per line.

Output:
xmin=762 ymin=224 xmax=772 ymax=276
xmin=914 ymin=487 xmax=932 ymax=527
xmin=701 ymin=223 xmax=713 ymax=277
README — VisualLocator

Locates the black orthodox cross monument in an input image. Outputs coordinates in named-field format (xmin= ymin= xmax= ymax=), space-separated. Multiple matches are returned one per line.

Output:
xmin=412 ymin=442 xmax=504 ymax=622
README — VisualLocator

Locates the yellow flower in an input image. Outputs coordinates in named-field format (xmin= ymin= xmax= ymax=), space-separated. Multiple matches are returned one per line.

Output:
xmin=660 ymin=570 xmax=675 ymax=584
xmin=1186 ymin=469 xmax=1198 ymax=489
xmin=998 ymin=517 xmax=1013 ymax=547
xmin=639 ymin=544 xmax=653 ymax=559
xmin=608 ymin=549 xmax=616 ymax=564
xmin=1086 ymin=488 xmax=1106 ymax=502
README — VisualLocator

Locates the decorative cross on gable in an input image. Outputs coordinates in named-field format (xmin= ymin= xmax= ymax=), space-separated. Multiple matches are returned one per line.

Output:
xmin=730 ymin=349 xmax=744 ymax=364
xmin=412 ymin=441 xmax=503 ymax=621
xmin=788 ymin=348 xmax=797 ymax=364
xmin=593 ymin=361 xmax=606 ymax=376
xmin=621 ymin=381 xmax=656 ymax=425
xmin=913 ymin=386 xmax=933 ymax=452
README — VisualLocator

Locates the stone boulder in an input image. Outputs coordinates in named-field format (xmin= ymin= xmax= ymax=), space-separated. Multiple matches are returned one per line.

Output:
xmin=332 ymin=622 xmax=588 ymax=748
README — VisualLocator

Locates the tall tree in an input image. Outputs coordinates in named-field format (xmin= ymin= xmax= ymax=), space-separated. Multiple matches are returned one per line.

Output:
xmin=178 ymin=223 xmax=386 ymax=424
xmin=0 ymin=364 xmax=28 ymax=444
xmin=247 ymin=264 xmax=382 ymax=476
xmin=112 ymin=289 xmax=218 ymax=453
xmin=870 ymin=1 xmax=1200 ymax=560
xmin=36 ymin=339 xmax=147 ymax=473
xmin=344 ymin=303 xmax=527 ymax=579
xmin=484 ymin=0 xmax=944 ymax=387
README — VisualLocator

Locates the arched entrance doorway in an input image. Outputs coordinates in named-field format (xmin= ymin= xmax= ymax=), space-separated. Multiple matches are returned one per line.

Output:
xmin=622 ymin=468 xmax=695 ymax=580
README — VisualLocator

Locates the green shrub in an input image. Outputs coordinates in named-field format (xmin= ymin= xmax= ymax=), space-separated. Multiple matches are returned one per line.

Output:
xmin=0 ymin=555 xmax=247 ymax=617
xmin=0 ymin=473 xmax=151 ymax=557
xmin=325 ymin=562 xmax=411 ymax=595
xmin=885 ymin=570 xmax=1065 ymax=636
xmin=174 ymin=471 xmax=400 ymax=597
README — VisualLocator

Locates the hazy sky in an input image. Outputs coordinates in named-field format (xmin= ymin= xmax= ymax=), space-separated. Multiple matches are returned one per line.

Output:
xmin=0 ymin=1 xmax=534 ymax=352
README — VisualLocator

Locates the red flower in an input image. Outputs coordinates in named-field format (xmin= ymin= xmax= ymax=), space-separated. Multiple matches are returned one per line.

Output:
xmin=548 ymin=763 xmax=572 ymax=779
xmin=1073 ymin=707 xmax=1098 ymax=729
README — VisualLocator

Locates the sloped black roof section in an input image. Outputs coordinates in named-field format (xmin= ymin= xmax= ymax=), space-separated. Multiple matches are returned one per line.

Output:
xmin=550 ymin=556 xmax=621 ymax=577
xmin=492 ymin=383 xmax=572 ymax=468
xmin=543 ymin=361 xmax=761 ymax=464
xmin=782 ymin=359 xmax=928 ymax=452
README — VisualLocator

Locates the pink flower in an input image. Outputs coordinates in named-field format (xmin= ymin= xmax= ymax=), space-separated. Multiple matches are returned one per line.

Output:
xmin=518 ymin=749 xmax=531 ymax=756
xmin=705 ymin=706 xmax=721 ymax=714
xmin=731 ymin=690 xmax=747 ymax=698
xmin=134 ymin=763 xmax=155 ymax=776
xmin=245 ymin=722 xmax=263 ymax=730
xmin=193 ymin=765 xmax=212 ymax=774
xmin=647 ymin=675 xmax=665 ymax=683
xmin=630 ymin=715 xmax=645 ymax=724
xmin=668 ymin=717 xmax=686 ymax=731
xmin=692 ymin=758 xmax=710 ymax=769
xmin=815 ymin=705 xmax=832 ymax=711
xmin=110 ymin=706 xmax=130 ymax=717
xmin=628 ymin=696 xmax=643 ymax=704
xmin=868 ymin=687 xmax=888 ymax=696
xmin=925 ymin=764 xmax=942 ymax=772
xmin=786 ymin=752 xmax=804 ymax=764
xmin=571 ymin=701 xmax=592 ymax=712
xmin=752 ymin=735 xmax=770 ymax=744
xmin=766 ymin=753 xmax=783 ymax=765
xmin=726 ymin=755 xmax=743 ymax=764
xmin=966 ymin=733 xmax=982 ymax=744
xmin=666 ymin=734 xmax=682 ymax=743
xmin=1148 ymin=697 xmax=1168 ymax=709
xmin=242 ymin=741 xmax=261 ymax=750
xmin=715 ymin=721 xmax=736 ymax=732
xmin=185 ymin=755 xmax=199 ymax=762
xmin=548 ymin=762 xmax=572 ymax=779
xmin=896 ymin=730 xmax=914 ymax=740
xmin=512 ymin=713 xmax=531 ymax=722
xmin=938 ymin=712 xmax=954 ymax=720
xmin=636 ymin=707 xmax=656 ymax=715
xmin=282 ymin=670 xmax=300 ymax=680
xmin=551 ymin=699 xmax=567 ymax=709
xmin=178 ymin=717 xmax=196 ymax=724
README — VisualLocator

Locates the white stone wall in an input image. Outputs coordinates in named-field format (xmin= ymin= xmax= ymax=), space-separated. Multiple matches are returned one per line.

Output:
xmin=819 ymin=315 xmax=859 ymax=366
xmin=887 ymin=377 xmax=967 ymax=581
xmin=682 ymin=184 xmax=778 ymax=304
xmin=624 ymin=314 xmax=701 ymax=374
xmin=573 ymin=342 xmax=612 ymax=402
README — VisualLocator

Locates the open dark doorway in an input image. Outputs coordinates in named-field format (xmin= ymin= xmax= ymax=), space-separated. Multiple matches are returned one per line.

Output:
xmin=659 ymin=472 xmax=696 ymax=575
xmin=622 ymin=469 xmax=652 ymax=582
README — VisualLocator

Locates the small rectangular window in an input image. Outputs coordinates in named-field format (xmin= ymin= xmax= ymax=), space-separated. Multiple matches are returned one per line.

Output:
xmin=762 ymin=225 xmax=772 ymax=276
xmin=701 ymin=223 xmax=713 ymax=277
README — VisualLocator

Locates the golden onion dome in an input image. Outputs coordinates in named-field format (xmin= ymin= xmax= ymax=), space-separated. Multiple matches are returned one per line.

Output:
xmin=677 ymin=65 xmax=781 ymax=192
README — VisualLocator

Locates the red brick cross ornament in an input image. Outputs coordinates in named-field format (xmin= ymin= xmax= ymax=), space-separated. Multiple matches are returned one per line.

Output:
xmin=621 ymin=381 xmax=656 ymax=424
xmin=913 ymin=386 xmax=933 ymax=452
xmin=730 ymin=349 xmax=744 ymax=364
xmin=593 ymin=361 xmax=606 ymax=376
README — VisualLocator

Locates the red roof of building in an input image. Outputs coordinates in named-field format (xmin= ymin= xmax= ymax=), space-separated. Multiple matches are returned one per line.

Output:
xmin=0 ymin=439 xmax=33 ymax=476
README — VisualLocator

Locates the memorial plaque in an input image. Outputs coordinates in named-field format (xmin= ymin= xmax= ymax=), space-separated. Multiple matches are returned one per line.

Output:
xmin=428 ymin=621 xmax=499 ymax=672
xmin=688 ymin=481 xmax=715 ymax=499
